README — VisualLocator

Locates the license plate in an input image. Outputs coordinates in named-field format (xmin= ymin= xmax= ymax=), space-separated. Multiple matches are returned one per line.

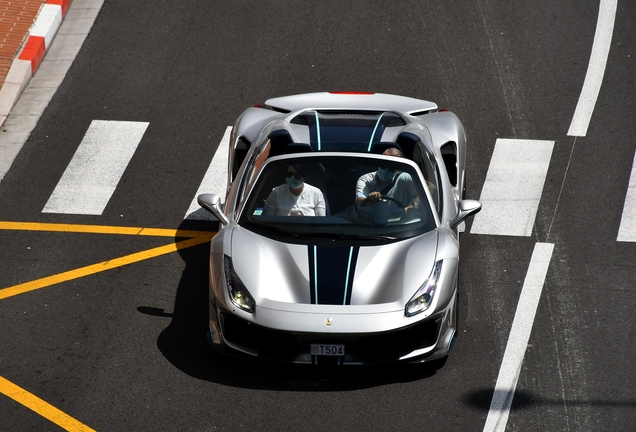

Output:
xmin=310 ymin=344 xmax=345 ymax=356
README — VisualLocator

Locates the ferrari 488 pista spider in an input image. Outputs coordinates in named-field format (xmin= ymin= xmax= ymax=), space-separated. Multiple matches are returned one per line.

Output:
xmin=198 ymin=92 xmax=481 ymax=365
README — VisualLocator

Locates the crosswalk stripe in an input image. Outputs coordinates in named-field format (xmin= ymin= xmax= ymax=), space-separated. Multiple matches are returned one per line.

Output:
xmin=470 ymin=139 xmax=554 ymax=237
xmin=42 ymin=120 xmax=149 ymax=215
xmin=617 ymin=149 xmax=636 ymax=241
xmin=184 ymin=126 xmax=231 ymax=220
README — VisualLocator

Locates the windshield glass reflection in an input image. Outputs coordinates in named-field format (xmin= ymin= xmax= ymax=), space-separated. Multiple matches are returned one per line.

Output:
xmin=239 ymin=155 xmax=436 ymax=240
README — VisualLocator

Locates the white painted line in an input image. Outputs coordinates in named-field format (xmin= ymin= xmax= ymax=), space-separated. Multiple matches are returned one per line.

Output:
xmin=43 ymin=120 xmax=149 ymax=215
xmin=567 ymin=0 xmax=617 ymax=137
xmin=483 ymin=242 xmax=554 ymax=432
xmin=617 ymin=149 xmax=636 ymax=241
xmin=470 ymin=139 xmax=554 ymax=236
xmin=184 ymin=126 xmax=231 ymax=220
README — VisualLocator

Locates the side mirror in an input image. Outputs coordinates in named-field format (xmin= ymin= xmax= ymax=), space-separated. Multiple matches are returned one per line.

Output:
xmin=197 ymin=193 xmax=229 ymax=226
xmin=449 ymin=199 xmax=482 ymax=230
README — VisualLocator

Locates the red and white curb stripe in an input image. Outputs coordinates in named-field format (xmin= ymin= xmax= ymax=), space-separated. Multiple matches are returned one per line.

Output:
xmin=0 ymin=0 xmax=72 ymax=125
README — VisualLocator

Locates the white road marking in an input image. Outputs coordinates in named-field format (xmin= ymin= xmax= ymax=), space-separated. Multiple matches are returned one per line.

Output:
xmin=43 ymin=120 xmax=149 ymax=215
xmin=483 ymin=242 xmax=554 ymax=432
xmin=567 ymin=0 xmax=618 ymax=137
xmin=470 ymin=139 xmax=554 ymax=236
xmin=617 ymin=149 xmax=636 ymax=241
xmin=184 ymin=126 xmax=231 ymax=220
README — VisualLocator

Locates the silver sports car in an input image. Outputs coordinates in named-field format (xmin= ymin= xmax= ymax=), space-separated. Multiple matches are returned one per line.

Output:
xmin=198 ymin=92 xmax=481 ymax=365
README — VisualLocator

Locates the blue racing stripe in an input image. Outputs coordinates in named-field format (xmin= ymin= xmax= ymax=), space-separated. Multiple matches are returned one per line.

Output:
xmin=314 ymin=111 xmax=322 ymax=151
xmin=313 ymin=245 xmax=318 ymax=303
xmin=368 ymin=113 xmax=385 ymax=151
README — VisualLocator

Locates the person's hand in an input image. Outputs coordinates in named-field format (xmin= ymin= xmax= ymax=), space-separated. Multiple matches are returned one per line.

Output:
xmin=368 ymin=191 xmax=381 ymax=202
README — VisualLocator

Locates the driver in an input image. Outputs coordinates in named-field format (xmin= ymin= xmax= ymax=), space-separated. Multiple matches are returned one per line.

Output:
xmin=356 ymin=148 xmax=420 ymax=211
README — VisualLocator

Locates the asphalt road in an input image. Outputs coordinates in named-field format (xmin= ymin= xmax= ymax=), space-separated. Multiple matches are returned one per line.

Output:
xmin=1 ymin=0 xmax=635 ymax=431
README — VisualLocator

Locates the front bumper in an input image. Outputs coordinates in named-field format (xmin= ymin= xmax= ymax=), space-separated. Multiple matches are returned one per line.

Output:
xmin=208 ymin=299 xmax=456 ymax=365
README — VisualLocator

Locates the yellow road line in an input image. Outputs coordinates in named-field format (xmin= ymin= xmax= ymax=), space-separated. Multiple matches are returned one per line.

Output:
xmin=0 ymin=221 xmax=215 ymax=238
xmin=0 ymin=223 xmax=215 ymax=428
xmin=0 ymin=234 xmax=214 ymax=301
xmin=0 ymin=375 xmax=96 ymax=431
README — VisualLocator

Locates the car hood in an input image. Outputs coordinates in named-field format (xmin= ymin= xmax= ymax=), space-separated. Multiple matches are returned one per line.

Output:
xmin=230 ymin=226 xmax=438 ymax=311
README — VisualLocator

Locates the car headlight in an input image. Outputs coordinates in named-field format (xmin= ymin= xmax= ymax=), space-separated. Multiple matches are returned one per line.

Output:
xmin=224 ymin=255 xmax=255 ymax=313
xmin=405 ymin=260 xmax=443 ymax=317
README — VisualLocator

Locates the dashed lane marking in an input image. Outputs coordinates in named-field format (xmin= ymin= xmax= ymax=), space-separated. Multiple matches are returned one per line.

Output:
xmin=0 ymin=375 xmax=96 ymax=432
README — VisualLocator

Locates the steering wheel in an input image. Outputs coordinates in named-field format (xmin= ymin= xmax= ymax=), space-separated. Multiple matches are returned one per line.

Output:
xmin=357 ymin=194 xmax=407 ymax=225
xmin=379 ymin=195 xmax=405 ymax=209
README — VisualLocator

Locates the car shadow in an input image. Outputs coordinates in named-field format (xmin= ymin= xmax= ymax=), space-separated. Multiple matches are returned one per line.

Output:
xmin=141 ymin=218 xmax=445 ymax=391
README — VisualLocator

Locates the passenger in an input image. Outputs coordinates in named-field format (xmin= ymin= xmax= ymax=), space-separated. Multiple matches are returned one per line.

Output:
xmin=356 ymin=148 xmax=420 ymax=211
xmin=264 ymin=165 xmax=326 ymax=216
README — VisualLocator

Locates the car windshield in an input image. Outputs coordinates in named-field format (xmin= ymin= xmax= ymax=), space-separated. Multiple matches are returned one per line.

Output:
xmin=238 ymin=154 xmax=437 ymax=241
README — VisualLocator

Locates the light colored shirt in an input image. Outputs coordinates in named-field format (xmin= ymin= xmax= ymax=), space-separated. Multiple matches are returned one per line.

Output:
xmin=356 ymin=171 xmax=417 ymax=207
xmin=264 ymin=183 xmax=326 ymax=216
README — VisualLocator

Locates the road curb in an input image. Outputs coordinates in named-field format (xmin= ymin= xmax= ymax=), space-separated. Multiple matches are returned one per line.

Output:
xmin=0 ymin=0 xmax=72 ymax=127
